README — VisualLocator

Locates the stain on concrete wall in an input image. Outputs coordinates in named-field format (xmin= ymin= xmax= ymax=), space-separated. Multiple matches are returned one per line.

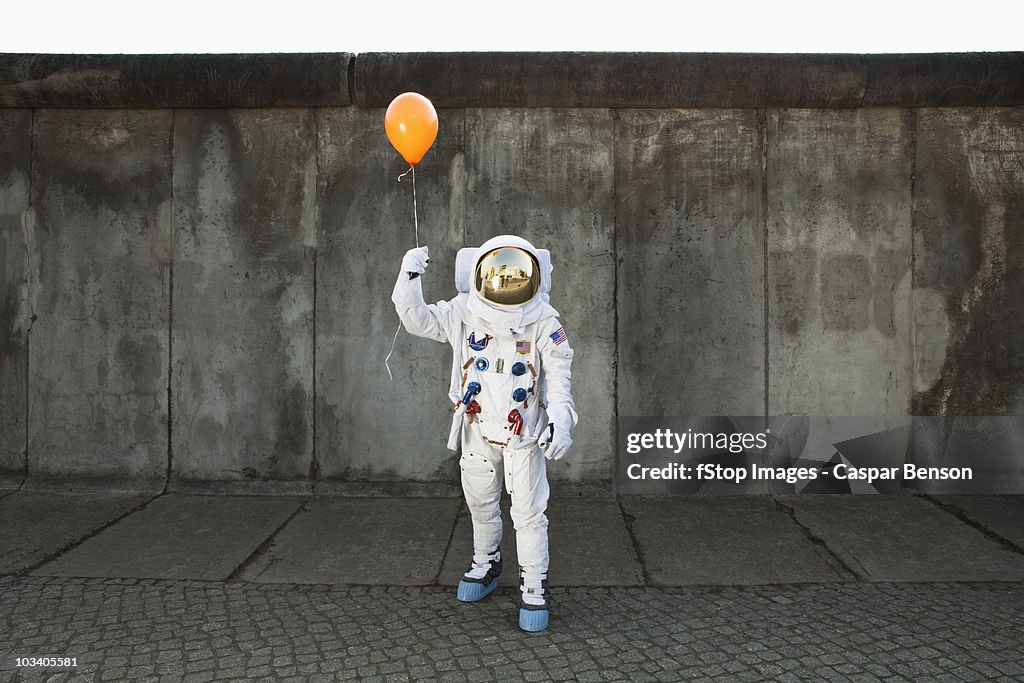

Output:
xmin=616 ymin=109 xmax=765 ymax=417
xmin=464 ymin=108 xmax=615 ymax=482
xmin=315 ymin=108 xmax=466 ymax=481
xmin=0 ymin=109 xmax=31 ymax=480
xmin=172 ymin=109 xmax=315 ymax=482
xmin=913 ymin=108 xmax=1024 ymax=417
xmin=768 ymin=109 xmax=913 ymax=417
xmin=28 ymin=109 xmax=171 ymax=485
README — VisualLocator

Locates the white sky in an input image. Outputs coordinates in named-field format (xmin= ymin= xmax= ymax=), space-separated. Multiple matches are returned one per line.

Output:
xmin=4 ymin=0 xmax=1021 ymax=53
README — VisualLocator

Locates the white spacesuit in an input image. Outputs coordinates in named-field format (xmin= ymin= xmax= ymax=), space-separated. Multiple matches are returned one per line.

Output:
xmin=392 ymin=234 xmax=577 ymax=633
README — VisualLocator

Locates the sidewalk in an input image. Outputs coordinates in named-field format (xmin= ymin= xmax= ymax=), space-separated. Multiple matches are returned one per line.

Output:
xmin=2 ymin=489 xmax=1023 ymax=681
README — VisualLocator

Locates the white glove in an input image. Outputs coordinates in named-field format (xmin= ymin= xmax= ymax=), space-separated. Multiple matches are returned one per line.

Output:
xmin=539 ymin=423 xmax=573 ymax=461
xmin=401 ymin=246 xmax=429 ymax=278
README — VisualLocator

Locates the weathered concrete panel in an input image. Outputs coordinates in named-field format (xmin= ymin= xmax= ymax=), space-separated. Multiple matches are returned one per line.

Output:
xmin=617 ymin=109 xmax=765 ymax=417
xmin=463 ymin=108 xmax=615 ymax=482
xmin=172 ymin=109 xmax=316 ymax=483
xmin=316 ymin=108 xmax=467 ymax=481
xmin=783 ymin=495 xmax=1024 ymax=581
xmin=0 ymin=491 xmax=151 ymax=574
xmin=767 ymin=109 xmax=913 ymax=416
xmin=911 ymin=110 xmax=1024 ymax=486
xmin=35 ymin=494 xmax=303 ymax=580
xmin=238 ymin=497 xmax=460 ymax=584
xmin=622 ymin=497 xmax=849 ymax=585
xmin=29 ymin=109 xmax=172 ymax=486
xmin=0 ymin=109 xmax=30 ymax=479
xmin=912 ymin=108 xmax=1024 ymax=417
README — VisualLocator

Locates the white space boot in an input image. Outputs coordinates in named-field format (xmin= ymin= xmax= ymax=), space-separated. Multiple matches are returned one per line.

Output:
xmin=456 ymin=548 xmax=502 ymax=602
xmin=518 ymin=568 xmax=549 ymax=632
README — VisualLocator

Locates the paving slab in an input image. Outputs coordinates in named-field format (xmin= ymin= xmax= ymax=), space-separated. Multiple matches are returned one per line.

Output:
xmin=548 ymin=498 xmax=643 ymax=586
xmin=0 ymin=491 xmax=152 ymax=574
xmin=34 ymin=494 xmax=303 ymax=580
xmin=238 ymin=497 xmax=460 ymax=585
xmin=924 ymin=495 xmax=1024 ymax=550
xmin=622 ymin=496 xmax=850 ymax=585
xmin=781 ymin=494 xmax=1024 ymax=581
xmin=439 ymin=497 xmax=642 ymax=587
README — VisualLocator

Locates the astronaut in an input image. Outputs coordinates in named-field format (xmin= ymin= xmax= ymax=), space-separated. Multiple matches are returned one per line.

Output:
xmin=392 ymin=235 xmax=577 ymax=633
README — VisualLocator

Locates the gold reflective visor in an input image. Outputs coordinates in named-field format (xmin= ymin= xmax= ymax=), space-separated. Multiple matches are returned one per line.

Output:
xmin=474 ymin=247 xmax=541 ymax=305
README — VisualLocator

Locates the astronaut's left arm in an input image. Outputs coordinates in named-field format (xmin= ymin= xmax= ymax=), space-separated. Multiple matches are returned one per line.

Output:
xmin=538 ymin=319 xmax=579 ymax=461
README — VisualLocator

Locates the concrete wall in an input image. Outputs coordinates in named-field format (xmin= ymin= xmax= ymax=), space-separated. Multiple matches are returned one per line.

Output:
xmin=0 ymin=53 xmax=1022 ymax=491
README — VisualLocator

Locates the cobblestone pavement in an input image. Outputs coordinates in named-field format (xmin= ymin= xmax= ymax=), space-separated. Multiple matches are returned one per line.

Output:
xmin=2 ymin=576 xmax=1023 ymax=682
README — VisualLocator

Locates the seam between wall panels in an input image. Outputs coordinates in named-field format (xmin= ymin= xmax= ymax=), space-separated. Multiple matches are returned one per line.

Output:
xmin=611 ymin=108 xmax=619 ymax=494
xmin=165 ymin=109 xmax=176 ymax=493
xmin=759 ymin=109 xmax=770 ymax=425
xmin=310 ymin=109 xmax=321 ymax=483
xmin=23 ymin=108 xmax=36 ymax=487
xmin=908 ymin=108 xmax=918 ymax=418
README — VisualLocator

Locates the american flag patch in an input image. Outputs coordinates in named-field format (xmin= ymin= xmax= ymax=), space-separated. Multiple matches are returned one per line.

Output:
xmin=515 ymin=340 xmax=531 ymax=354
xmin=549 ymin=327 xmax=567 ymax=345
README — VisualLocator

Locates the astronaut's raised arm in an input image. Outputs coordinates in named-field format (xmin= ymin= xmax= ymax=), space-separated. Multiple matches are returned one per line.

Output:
xmin=538 ymin=318 xmax=579 ymax=432
xmin=391 ymin=264 xmax=454 ymax=344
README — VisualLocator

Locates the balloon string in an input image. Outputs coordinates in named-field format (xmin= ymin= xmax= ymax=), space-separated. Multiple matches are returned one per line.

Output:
xmin=412 ymin=165 xmax=419 ymax=248
xmin=397 ymin=164 xmax=420 ymax=248
xmin=386 ymin=164 xmax=420 ymax=381
xmin=384 ymin=321 xmax=401 ymax=382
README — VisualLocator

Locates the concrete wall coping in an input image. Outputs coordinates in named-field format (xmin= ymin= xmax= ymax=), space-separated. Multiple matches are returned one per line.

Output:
xmin=0 ymin=53 xmax=354 ymax=108
xmin=1 ymin=52 xmax=1022 ymax=109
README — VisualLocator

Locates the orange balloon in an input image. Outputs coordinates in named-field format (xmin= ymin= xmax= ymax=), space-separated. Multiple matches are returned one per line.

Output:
xmin=385 ymin=92 xmax=438 ymax=166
